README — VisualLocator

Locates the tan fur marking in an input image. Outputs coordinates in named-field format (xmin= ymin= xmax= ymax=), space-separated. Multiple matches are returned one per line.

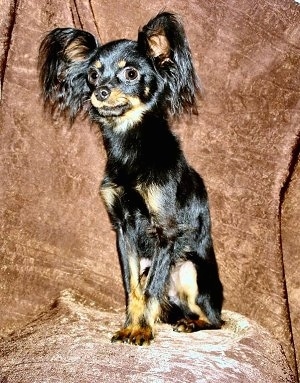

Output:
xmin=128 ymin=257 xmax=160 ymax=326
xmin=91 ymin=90 xmax=149 ymax=132
xmin=112 ymin=324 xmax=153 ymax=345
xmin=117 ymin=60 xmax=127 ymax=68
xmin=147 ymin=298 xmax=161 ymax=327
xmin=128 ymin=294 xmax=145 ymax=325
xmin=128 ymin=256 xmax=145 ymax=325
xmin=148 ymin=33 xmax=170 ymax=58
xmin=135 ymin=183 xmax=162 ymax=214
xmin=91 ymin=93 xmax=101 ymax=108
xmin=172 ymin=261 xmax=209 ymax=322
xmin=129 ymin=256 xmax=141 ymax=294
xmin=65 ymin=39 xmax=90 ymax=61
xmin=91 ymin=89 xmax=128 ymax=109
xmin=115 ymin=96 xmax=149 ymax=132
xmin=113 ymin=258 xmax=160 ymax=344
xmin=128 ymin=295 xmax=160 ymax=327
xmin=144 ymin=86 xmax=150 ymax=97
xmin=100 ymin=183 xmax=123 ymax=209
xmin=116 ymin=108 xmax=146 ymax=131
xmin=94 ymin=60 xmax=102 ymax=68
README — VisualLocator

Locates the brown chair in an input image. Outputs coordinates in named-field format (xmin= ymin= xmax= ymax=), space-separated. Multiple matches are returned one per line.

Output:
xmin=0 ymin=1 xmax=299 ymax=381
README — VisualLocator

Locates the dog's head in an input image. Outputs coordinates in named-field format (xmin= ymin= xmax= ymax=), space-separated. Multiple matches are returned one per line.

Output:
xmin=39 ymin=12 xmax=199 ymax=127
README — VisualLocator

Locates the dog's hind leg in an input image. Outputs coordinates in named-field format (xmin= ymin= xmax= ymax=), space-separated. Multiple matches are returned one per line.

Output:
xmin=170 ymin=259 xmax=223 ymax=333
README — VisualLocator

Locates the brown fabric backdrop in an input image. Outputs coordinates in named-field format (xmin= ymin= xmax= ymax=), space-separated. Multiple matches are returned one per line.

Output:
xmin=0 ymin=0 xmax=299 ymax=379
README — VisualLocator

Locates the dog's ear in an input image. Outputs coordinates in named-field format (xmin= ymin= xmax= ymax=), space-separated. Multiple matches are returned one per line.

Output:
xmin=138 ymin=12 xmax=200 ymax=115
xmin=38 ymin=28 xmax=100 ymax=120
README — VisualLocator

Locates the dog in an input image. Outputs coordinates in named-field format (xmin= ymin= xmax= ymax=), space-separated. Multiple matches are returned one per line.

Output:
xmin=38 ymin=12 xmax=223 ymax=345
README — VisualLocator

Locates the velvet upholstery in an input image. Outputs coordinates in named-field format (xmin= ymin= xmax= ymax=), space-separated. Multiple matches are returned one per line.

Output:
xmin=0 ymin=0 xmax=299 ymax=381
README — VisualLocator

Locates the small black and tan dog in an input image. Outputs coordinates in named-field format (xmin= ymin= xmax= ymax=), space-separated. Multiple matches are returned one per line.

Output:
xmin=38 ymin=12 xmax=223 ymax=345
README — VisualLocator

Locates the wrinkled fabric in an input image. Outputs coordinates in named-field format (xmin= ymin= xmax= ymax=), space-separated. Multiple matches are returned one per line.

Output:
xmin=0 ymin=291 xmax=296 ymax=382
xmin=0 ymin=0 xmax=299 ymax=380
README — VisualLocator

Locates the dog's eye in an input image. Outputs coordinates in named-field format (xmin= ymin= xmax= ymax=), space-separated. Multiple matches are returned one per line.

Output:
xmin=123 ymin=67 xmax=140 ymax=81
xmin=88 ymin=69 xmax=99 ymax=85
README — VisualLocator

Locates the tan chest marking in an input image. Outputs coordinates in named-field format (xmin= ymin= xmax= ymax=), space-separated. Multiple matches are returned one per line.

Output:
xmin=135 ymin=183 xmax=162 ymax=214
xmin=100 ymin=183 xmax=123 ymax=210
xmin=115 ymin=96 xmax=149 ymax=132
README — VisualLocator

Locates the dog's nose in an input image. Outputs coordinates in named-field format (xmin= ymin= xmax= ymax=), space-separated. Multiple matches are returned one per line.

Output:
xmin=95 ymin=86 xmax=111 ymax=101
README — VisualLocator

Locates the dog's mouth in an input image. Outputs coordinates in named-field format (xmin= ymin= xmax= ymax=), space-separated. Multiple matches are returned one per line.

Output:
xmin=90 ymin=91 xmax=149 ymax=129
xmin=91 ymin=92 xmax=132 ymax=118
xmin=95 ymin=103 xmax=131 ymax=117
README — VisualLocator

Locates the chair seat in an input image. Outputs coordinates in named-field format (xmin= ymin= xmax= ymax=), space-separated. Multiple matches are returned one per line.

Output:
xmin=0 ymin=290 xmax=295 ymax=383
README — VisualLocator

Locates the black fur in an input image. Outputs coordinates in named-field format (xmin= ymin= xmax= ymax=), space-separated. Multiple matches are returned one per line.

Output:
xmin=38 ymin=12 xmax=223 ymax=345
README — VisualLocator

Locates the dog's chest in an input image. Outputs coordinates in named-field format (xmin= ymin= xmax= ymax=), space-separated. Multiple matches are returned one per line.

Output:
xmin=100 ymin=180 xmax=165 ymax=218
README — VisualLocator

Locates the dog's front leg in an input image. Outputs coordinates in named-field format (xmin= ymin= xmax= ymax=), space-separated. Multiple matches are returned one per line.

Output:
xmin=112 ymin=230 xmax=171 ymax=345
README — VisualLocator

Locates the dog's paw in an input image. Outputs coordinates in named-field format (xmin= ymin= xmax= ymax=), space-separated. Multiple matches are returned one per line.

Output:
xmin=173 ymin=318 xmax=213 ymax=333
xmin=111 ymin=325 xmax=154 ymax=346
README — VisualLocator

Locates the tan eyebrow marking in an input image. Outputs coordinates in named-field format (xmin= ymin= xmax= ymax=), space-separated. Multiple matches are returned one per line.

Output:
xmin=118 ymin=60 xmax=127 ymax=68
xmin=94 ymin=60 xmax=102 ymax=68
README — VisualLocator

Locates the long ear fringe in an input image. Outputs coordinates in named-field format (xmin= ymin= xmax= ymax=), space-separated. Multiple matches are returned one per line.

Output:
xmin=165 ymin=47 xmax=200 ymax=116
xmin=38 ymin=28 xmax=99 ymax=121
xmin=139 ymin=12 xmax=201 ymax=115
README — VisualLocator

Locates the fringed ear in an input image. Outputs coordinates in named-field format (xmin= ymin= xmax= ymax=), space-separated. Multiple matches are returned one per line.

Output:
xmin=138 ymin=12 xmax=200 ymax=115
xmin=38 ymin=28 xmax=100 ymax=120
